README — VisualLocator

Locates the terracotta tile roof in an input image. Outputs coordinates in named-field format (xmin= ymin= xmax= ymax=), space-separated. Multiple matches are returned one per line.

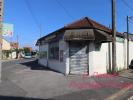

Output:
xmin=36 ymin=17 xmax=123 ymax=45
xmin=64 ymin=17 xmax=112 ymax=33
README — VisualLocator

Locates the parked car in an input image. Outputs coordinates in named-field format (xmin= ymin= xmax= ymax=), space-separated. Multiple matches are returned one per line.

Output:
xmin=24 ymin=53 xmax=32 ymax=59
xmin=129 ymin=60 xmax=133 ymax=69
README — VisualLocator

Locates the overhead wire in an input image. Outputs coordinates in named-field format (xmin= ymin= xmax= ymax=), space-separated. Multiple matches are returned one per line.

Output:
xmin=24 ymin=0 xmax=42 ymax=37
xmin=118 ymin=0 xmax=133 ymax=33
xmin=55 ymin=0 xmax=74 ymax=20
xmin=121 ymin=0 xmax=133 ymax=12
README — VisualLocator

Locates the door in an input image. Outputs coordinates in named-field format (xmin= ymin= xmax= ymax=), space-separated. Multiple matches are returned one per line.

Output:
xmin=69 ymin=42 xmax=88 ymax=74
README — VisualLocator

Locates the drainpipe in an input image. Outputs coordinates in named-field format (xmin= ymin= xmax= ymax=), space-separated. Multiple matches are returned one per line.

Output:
xmin=108 ymin=42 xmax=111 ymax=73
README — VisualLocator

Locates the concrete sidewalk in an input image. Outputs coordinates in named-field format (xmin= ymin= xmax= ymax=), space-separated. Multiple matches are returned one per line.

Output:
xmin=119 ymin=69 xmax=133 ymax=80
xmin=1 ymin=59 xmax=21 ymax=63
xmin=0 ymin=60 xmax=133 ymax=100
xmin=103 ymin=69 xmax=133 ymax=100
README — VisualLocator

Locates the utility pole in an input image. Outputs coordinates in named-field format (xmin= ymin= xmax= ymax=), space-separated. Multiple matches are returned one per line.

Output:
xmin=0 ymin=0 xmax=3 ymax=60
xmin=127 ymin=16 xmax=129 ymax=69
xmin=17 ymin=34 xmax=19 ymax=49
xmin=0 ymin=0 xmax=3 ymax=83
xmin=16 ymin=34 xmax=19 ymax=59
xmin=112 ymin=0 xmax=116 ymax=73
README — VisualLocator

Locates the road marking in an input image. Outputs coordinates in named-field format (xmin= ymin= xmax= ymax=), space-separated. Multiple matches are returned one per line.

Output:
xmin=105 ymin=84 xmax=133 ymax=100
xmin=128 ymin=96 xmax=133 ymax=100
xmin=1 ymin=59 xmax=19 ymax=62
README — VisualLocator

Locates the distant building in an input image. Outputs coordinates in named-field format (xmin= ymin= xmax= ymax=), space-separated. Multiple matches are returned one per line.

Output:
xmin=10 ymin=42 xmax=19 ymax=49
xmin=23 ymin=47 xmax=32 ymax=52
xmin=2 ymin=38 xmax=11 ymax=50
xmin=2 ymin=40 xmax=19 ymax=51
xmin=2 ymin=39 xmax=19 ymax=59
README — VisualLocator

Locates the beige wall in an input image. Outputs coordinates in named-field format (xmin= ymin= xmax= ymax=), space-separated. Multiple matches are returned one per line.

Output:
xmin=2 ymin=39 xmax=11 ymax=50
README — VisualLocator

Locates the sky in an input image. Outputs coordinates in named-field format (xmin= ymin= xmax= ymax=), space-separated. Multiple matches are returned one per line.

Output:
xmin=3 ymin=0 xmax=133 ymax=49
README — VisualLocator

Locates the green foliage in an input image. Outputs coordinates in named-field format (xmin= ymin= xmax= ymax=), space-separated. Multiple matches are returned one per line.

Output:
xmin=24 ymin=48 xmax=30 ymax=53
xmin=2 ymin=50 xmax=11 ymax=58
xmin=107 ymin=66 xmax=123 ymax=74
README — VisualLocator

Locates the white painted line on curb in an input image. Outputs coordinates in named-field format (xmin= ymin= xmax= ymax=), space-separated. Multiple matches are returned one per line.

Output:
xmin=105 ymin=84 xmax=133 ymax=100
xmin=128 ymin=96 xmax=133 ymax=100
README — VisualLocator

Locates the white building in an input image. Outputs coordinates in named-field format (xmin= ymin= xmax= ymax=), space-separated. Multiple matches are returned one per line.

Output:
xmin=36 ymin=17 xmax=133 ymax=75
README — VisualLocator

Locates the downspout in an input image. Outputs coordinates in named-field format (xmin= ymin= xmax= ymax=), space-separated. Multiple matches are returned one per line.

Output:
xmin=108 ymin=42 xmax=111 ymax=73
xmin=87 ymin=42 xmax=89 ymax=75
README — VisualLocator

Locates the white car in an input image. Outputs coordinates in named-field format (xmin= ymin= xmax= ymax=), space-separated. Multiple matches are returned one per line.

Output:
xmin=24 ymin=53 xmax=32 ymax=59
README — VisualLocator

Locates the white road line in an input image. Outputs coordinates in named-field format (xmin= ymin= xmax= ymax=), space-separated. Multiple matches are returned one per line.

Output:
xmin=127 ymin=96 xmax=133 ymax=100
xmin=105 ymin=84 xmax=133 ymax=100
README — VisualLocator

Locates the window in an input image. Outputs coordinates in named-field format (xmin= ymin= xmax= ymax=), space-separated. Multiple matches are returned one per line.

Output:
xmin=0 ymin=2 xmax=2 ymax=6
xmin=39 ymin=51 xmax=47 ymax=58
xmin=49 ymin=42 xmax=59 ymax=60
xmin=60 ymin=50 xmax=63 ymax=62
xmin=95 ymin=43 xmax=101 ymax=51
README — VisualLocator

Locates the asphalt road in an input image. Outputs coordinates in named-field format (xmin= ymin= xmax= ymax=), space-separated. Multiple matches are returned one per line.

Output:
xmin=0 ymin=59 xmax=133 ymax=100
xmin=2 ymin=58 xmax=37 ymax=71
xmin=2 ymin=58 xmax=38 ymax=80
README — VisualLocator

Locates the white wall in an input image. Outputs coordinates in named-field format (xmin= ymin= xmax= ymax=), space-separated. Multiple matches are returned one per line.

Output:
xmin=88 ymin=42 xmax=95 ymax=76
xmin=90 ymin=43 xmax=108 ymax=75
xmin=48 ymin=40 xmax=69 ymax=74
xmin=123 ymin=39 xmax=127 ymax=68
xmin=38 ymin=43 xmax=48 ymax=67
xmin=129 ymin=41 xmax=133 ymax=65
xmin=38 ymin=40 xmax=69 ymax=75
xmin=38 ymin=37 xmax=133 ymax=75
xmin=89 ymin=37 xmax=128 ymax=75
xmin=116 ymin=38 xmax=133 ymax=70
xmin=116 ymin=39 xmax=125 ymax=70
xmin=11 ymin=52 xmax=17 ymax=59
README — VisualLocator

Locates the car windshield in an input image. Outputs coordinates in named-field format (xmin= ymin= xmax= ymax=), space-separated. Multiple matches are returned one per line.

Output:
xmin=25 ymin=53 xmax=31 ymax=56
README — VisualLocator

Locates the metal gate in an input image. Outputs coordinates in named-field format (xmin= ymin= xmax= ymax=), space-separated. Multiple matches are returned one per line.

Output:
xmin=69 ymin=42 xmax=88 ymax=74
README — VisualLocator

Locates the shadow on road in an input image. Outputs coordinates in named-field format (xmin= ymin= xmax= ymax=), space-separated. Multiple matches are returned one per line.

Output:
xmin=129 ymin=70 xmax=133 ymax=73
xmin=20 ymin=60 xmax=50 ymax=71
xmin=0 ymin=95 xmax=52 ymax=100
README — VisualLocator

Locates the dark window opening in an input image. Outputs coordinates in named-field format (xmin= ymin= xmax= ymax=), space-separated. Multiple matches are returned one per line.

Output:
xmin=95 ymin=43 xmax=101 ymax=51
xmin=49 ymin=41 xmax=59 ymax=60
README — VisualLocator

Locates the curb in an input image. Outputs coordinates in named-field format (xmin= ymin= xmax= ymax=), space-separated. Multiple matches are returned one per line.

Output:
xmin=105 ymin=84 xmax=133 ymax=100
xmin=1 ymin=59 xmax=22 ymax=63
xmin=127 ymin=96 xmax=133 ymax=100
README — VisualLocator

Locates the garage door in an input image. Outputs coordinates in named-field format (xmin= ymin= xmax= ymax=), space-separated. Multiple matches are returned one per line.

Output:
xmin=69 ymin=42 xmax=88 ymax=74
